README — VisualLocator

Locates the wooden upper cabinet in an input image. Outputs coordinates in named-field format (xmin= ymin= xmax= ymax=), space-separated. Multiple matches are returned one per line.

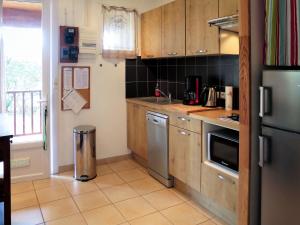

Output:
xmin=219 ymin=0 xmax=239 ymax=17
xmin=186 ymin=0 xmax=219 ymax=56
xmin=141 ymin=7 xmax=162 ymax=59
xmin=162 ymin=0 xmax=185 ymax=57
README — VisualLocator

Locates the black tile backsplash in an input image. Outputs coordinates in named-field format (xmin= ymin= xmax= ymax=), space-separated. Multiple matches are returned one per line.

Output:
xmin=125 ymin=55 xmax=239 ymax=101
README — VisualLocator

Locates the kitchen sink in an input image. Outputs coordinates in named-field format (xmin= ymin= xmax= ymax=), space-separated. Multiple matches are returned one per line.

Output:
xmin=139 ymin=97 xmax=182 ymax=105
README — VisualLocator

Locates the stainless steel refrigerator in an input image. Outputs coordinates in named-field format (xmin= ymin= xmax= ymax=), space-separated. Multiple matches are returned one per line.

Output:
xmin=259 ymin=70 xmax=300 ymax=225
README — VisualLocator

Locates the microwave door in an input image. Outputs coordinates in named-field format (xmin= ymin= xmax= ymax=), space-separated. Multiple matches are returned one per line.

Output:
xmin=209 ymin=135 xmax=239 ymax=172
xmin=260 ymin=70 xmax=300 ymax=133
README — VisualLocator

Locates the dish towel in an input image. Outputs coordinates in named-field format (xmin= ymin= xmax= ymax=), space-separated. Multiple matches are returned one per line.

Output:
xmin=265 ymin=0 xmax=300 ymax=66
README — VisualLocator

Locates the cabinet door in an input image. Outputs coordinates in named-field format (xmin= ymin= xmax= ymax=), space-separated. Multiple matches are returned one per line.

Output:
xmin=141 ymin=7 xmax=162 ymax=59
xmin=127 ymin=103 xmax=136 ymax=151
xmin=219 ymin=0 xmax=239 ymax=16
xmin=162 ymin=0 xmax=186 ymax=57
xmin=135 ymin=105 xmax=148 ymax=160
xmin=201 ymin=163 xmax=238 ymax=212
xmin=186 ymin=0 xmax=219 ymax=56
xmin=169 ymin=125 xmax=201 ymax=192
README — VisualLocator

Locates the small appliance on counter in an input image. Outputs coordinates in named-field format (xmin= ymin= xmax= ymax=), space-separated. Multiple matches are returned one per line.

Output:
xmin=205 ymin=86 xmax=217 ymax=107
xmin=183 ymin=76 xmax=202 ymax=105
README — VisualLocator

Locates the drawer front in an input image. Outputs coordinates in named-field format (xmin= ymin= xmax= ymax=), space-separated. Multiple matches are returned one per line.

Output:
xmin=201 ymin=164 xmax=238 ymax=212
xmin=169 ymin=112 xmax=202 ymax=133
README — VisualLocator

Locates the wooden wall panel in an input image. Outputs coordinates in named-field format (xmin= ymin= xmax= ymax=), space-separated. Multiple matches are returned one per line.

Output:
xmin=238 ymin=0 xmax=251 ymax=224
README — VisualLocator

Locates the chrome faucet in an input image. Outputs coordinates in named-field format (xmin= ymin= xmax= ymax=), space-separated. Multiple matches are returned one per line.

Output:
xmin=155 ymin=88 xmax=172 ymax=103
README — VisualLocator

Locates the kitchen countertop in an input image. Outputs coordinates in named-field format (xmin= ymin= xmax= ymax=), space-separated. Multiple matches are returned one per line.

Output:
xmin=126 ymin=98 xmax=239 ymax=131
xmin=0 ymin=114 xmax=13 ymax=138
xmin=126 ymin=97 xmax=216 ymax=114
xmin=190 ymin=109 xmax=239 ymax=131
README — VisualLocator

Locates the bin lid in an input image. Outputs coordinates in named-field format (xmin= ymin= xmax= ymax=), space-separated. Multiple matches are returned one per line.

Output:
xmin=73 ymin=125 xmax=96 ymax=134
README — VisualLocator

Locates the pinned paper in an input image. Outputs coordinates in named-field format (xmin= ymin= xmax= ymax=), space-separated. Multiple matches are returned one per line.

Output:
xmin=74 ymin=68 xmax=89 ymax=89
xmin=62 ymin=89 xmax=87 ymax=114
xmin=63 ymin=68 xmax=73 ymax=90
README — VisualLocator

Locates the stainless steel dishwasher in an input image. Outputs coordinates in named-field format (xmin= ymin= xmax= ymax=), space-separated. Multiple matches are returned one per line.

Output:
xmin=146 ymin=111 xmax=174 ymax=187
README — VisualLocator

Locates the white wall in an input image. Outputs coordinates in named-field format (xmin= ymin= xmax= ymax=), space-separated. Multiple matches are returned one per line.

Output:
xmin=56 ymin=0 xmax=174 ymax=166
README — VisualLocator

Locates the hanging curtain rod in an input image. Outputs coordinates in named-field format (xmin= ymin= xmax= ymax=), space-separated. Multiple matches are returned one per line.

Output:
xmin=102 ymin=5 xmax=137 ymax=14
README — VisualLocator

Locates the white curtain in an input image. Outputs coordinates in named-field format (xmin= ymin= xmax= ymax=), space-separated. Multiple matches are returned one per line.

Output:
xmin=102 ymin=5 xmax=137 ymax=59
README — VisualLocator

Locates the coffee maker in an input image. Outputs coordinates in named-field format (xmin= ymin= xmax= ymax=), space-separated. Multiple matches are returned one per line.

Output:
xmin=183 ymin=76 xmax=202 ymax=105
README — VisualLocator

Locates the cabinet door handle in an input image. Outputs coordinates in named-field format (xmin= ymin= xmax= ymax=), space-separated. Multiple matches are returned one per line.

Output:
xmin=195 ymin=49 xmax=208 ymax=54
xmin=178 ymin=130 xmax=190 ymax=136
xmin=217 ymin=174 xmax=235 ymax=184
xmin=146 ymin=55 xmax=154 ymax=58
xmin=168 ymin=52 xmax=178 ymax=56
xmin=177 ymin=117 xmax=190 ymax=122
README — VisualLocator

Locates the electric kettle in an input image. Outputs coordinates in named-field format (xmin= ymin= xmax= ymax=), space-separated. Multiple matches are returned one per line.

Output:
xmin=205 ymin=87 xmax=217 ymax=107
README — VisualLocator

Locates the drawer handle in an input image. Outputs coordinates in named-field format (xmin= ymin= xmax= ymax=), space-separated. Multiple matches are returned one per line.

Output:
xmin=178 ymin=130 xmax=190 ymax=136
xmin=195 ymin=49 xmax=208 ymax=54
xmin=146 ymin=55 xmax=154 ymax=58
xmin=168 ymin=52 xmax=178 ymax=56
xmin=217 ymin=174 xmax=235 ymax=184
xmin=177 ymin=117 xmax=190 ymax=122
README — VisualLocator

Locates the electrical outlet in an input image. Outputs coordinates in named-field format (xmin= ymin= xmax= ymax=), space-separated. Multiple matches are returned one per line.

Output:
xmin=11 ymin=158 xmax=30 ymax=169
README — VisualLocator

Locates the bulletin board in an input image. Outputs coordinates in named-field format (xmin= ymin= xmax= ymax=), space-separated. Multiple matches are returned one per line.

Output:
xmin=61 ymin=66 xmax=90 ymax=111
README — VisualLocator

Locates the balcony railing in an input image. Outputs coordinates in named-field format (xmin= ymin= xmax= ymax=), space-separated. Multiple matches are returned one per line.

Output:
xmin=5 ymin=90 xmax=42 ymax=136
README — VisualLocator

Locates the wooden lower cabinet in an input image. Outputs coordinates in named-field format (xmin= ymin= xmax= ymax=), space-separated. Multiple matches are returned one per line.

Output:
xmin=127 ymin=103 xmax=148 ymax=160
xmin=169 ymin=125 xmax=201 ymax=192
xmin=201 ymin=163 xmax=238 ymax=212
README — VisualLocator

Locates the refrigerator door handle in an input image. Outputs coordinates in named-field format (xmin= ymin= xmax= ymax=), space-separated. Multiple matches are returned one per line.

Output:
xmin=259 ymin=135 xmax=270 ymax=167
xmin=259 ymin=86 xmax=272 ymax=117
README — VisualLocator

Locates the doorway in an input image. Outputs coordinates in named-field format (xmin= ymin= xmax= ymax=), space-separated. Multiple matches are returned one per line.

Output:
xmin=1 ymin=0 xmax=50 ymax=181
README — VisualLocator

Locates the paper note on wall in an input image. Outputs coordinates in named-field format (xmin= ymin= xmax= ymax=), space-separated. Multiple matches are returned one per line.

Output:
xmin=74 ymin=68 xmax=89 ymax=89
xmin=63 ymin=68 xmax=73 ymax=90
xmin=62 ymin=89 xmax=87 ymax=114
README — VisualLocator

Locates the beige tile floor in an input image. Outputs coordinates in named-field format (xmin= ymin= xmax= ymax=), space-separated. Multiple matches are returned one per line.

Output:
xmin=10 ymin=159 xmax=228 ymax=225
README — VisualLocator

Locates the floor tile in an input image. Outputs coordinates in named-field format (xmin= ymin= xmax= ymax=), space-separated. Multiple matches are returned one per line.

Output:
xmin=129 ymin=177 xmax=165 ymax=195
xmin=73 ymin=190 xmax=110 ymax=212
xmin=97 ymin=164 xmax=114 ymax=176
xmin=36 ymin=186 xmax=70 ymax=204
xmin=33 ymin=178 xmax=64 ymax=190
xmin=11 ymin=206 xmax=43 ymax=225
xmin=40 ymin=197 xmax=79 ymax=222
xmin=45 ymin=213 xmax=87 ymax=225
xmin=108 ymin=160 xmax=137 ymax=172
xmin=114 ymin=197 xmax=156 ymax=220
xmin=161 ymin=203 xmax=209 ymax=225
xmin=11 ymin=181 xmax=34 ymax=194
xmin=82 ymin=205 xmax=125 ymax=225
xmin=53 ymin=171 xmax=74 ymax=183
xmin=117 ymin=169 xmax=148 ymax=182
xmin=11 ymin=191 xmax=38 ymax=211
xmin=187 ymin=201 xmax=215 ymax=219
xmin=199 ymin=220 xmax=217 ymax=225
xmin=169 ymin=189 xmax=190 ymax=202
xmin=129 ymin=212 xmax=172 ymax=225
xmin=64 ymin=181 xmax=98 ymax=196
xmin=102 ymin=183 xmax=138 ymax=203
xmin=94 ymin=173 xmax=124 ymax=189
xmin=211 ymin=217 xmax=229 ymax=225
xmin=143 ymin=189 xmax=183 ymax=210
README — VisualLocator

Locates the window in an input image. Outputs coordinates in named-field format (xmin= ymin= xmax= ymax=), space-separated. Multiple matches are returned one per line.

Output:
xmin=1 ymin=0 xmax=43 ymax=137
xmin=102 ymin=5 xmax=137 ymax=59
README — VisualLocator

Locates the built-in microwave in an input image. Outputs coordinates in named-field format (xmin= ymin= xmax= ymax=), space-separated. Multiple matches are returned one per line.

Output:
xmin=208 ymin=129 xmax=239 ymax=172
